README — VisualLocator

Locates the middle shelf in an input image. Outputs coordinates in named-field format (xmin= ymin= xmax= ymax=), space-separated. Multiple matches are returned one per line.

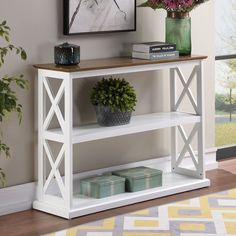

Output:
xmin=44 ymin=111 xmax=200 ymax=144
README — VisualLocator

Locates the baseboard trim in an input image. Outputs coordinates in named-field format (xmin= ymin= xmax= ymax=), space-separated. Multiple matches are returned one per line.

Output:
xmin=217 ymin=146 xmax=236 ymax=160
xmin=0 ymin=148 xmax=217 ymax=217
xmin=0 ymin=182 xmax=36 ymax=216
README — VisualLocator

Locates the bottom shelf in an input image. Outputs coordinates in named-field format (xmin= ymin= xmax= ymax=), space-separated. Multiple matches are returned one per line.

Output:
xmin=33 ymin=172 xmax=210 ymax=219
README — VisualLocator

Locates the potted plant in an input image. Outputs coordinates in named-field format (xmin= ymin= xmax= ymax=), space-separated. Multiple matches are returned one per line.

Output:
xmin=0 ymin=20 xmax=28 ymax=186
xmin=90 ymin=77 xmax=137 ymax=126
xmin=139 ymin=0 xmax=209 ymax=55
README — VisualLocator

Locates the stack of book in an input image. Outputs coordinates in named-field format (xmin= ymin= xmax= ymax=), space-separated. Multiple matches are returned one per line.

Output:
xmin=131 ymin=41 xmax=179 ymax=60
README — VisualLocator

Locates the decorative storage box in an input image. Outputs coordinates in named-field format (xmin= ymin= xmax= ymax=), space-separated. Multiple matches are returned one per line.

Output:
xmin=54 ymin=42 xmax=80 ymax=65
xmin=112 ymin=167 xmax=163 ymax=192
xmin=80 ymin=175 xmax=125 ymax=199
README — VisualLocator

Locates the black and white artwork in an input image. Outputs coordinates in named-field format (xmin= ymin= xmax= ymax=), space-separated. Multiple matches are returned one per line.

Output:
xmin=64 ymin=0 xmax=136 ymax=35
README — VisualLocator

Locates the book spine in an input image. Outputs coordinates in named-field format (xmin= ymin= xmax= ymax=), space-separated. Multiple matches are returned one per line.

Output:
xmin=132 ymin=51 xmax=179 ymax=60
xmin=149 ymin=45 xmax=176 ymax=53
xmin=149 ymin=51 xmax=179 ymax=60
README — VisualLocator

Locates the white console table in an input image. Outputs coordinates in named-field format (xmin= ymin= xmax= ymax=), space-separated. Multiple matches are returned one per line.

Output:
xmin=33 ymin=56 xmax=210 ymax=219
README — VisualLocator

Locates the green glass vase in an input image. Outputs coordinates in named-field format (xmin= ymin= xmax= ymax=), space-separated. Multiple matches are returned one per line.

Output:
xmin=165 ymin=12 xmax=191 ymax=56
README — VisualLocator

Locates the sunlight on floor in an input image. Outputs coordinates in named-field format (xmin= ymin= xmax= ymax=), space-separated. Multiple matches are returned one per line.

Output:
xmin=219 ymin=158 xmax=236 ymax=175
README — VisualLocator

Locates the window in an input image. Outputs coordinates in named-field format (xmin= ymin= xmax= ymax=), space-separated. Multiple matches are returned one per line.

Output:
xmin=215 ymin=0 xmax=236 ymax=149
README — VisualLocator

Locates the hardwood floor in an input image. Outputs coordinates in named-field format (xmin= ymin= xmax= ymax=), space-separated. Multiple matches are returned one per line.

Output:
xmin=218 ymin=158 xmax=236 ymax=174
xmin=0 ymin=160 xmax=236 ymax=236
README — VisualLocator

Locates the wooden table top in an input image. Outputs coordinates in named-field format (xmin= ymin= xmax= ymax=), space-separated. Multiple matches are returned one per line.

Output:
xmin=33 ymin=55 xmax=207 ymax=73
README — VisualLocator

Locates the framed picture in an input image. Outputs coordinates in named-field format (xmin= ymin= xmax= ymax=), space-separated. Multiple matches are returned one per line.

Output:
xmin=63 ymin=0 xmax=136 ymax=35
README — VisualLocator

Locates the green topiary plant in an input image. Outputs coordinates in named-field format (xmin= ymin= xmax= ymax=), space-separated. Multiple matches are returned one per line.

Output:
xmin=90 ymin=77 xmax=137 ymax=113
xmin=0 ymin=20 xmax=28 ymax=186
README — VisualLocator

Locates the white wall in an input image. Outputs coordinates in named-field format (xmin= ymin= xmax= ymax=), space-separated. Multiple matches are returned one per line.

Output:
xmin=0 ymin=0 xmax=215 ymax=187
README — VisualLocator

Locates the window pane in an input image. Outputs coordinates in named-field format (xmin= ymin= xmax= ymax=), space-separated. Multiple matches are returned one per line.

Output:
xmin=215 ymin=59 xmax=236 ymax=147
xmin=215 ymin=0 xmax=236 ymax=56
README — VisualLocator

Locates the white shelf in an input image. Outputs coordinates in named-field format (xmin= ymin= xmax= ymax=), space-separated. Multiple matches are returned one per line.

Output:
xmin=72 ymin=173 xmax=209 ymax=215
xmin=34 ymin=56 xmax=209 ymax=219
xmin=44 ymin=112 xmax=200 ymax=144
xmin=33 ymin=172 xmax=210 ymax=218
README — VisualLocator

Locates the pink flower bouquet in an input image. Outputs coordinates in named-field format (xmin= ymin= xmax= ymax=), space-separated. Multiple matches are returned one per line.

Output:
xmin=139 ymin=0 xmax=209 ymax=12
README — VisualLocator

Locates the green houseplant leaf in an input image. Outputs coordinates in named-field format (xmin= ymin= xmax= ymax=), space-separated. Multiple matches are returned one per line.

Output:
xmin=90 ymin=77 xmax=137 ymax=113
xmin=0 ymin=20 xmax=28 ymax=187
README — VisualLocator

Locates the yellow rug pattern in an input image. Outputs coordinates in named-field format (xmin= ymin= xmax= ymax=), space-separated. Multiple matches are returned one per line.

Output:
xmin=45 ymin=188 xmax=236 ymax=236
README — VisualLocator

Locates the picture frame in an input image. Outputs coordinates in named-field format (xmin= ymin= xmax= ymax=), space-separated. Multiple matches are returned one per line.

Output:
xmin=63 ymin=0 xmax=136 ymax=35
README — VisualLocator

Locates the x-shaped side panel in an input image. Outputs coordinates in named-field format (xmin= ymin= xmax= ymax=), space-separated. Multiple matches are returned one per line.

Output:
xmin=43 ymin=78 xmax=65 ymax=134
xmin=43 ymin=140 xmax=66 ymax=200
xmin=175 ymin=124 xmax=199 ymax=170
xmin=175 ymin=67 xmax=198 ymax=114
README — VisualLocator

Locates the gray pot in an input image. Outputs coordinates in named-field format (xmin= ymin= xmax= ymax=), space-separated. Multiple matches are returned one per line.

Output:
xmin=94 ymin=105 xmax=132 ymax=127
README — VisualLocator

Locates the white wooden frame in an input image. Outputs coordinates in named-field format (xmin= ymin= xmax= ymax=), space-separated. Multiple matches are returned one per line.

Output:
xmin=170 ymin=63 xmax=205 ymax=179
xmin=34 ymin=59 xmax=209 ymax=219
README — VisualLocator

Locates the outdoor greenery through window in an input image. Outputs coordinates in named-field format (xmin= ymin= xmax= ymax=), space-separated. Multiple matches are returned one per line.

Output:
xmin=215 ymin=0 xmax=236 ymax=147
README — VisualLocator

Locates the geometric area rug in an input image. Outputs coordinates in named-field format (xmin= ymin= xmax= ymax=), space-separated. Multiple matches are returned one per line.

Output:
xmin=44 ymin=188 xmax=236 ymax=236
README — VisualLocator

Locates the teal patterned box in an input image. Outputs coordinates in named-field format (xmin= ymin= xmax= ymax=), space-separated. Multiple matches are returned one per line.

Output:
xmin=112 ymin=166 xmax=162 ymax=192
xmin=80 ymin=174 xmax=125 ymax=199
